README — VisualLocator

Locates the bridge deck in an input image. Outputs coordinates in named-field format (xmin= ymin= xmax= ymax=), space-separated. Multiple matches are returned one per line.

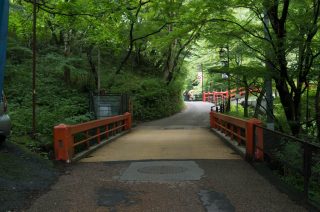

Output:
xmin=81 ymin=127 xmax=240 ymax=162
xmin=28 ymin=102 xmax=307 ymax=211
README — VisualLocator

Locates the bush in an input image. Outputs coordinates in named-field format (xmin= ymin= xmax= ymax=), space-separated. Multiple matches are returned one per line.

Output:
xmin=4 ymin=43 xmax=185 ymax=155
xmin=106 ymin=72 xmax=184 ymax=121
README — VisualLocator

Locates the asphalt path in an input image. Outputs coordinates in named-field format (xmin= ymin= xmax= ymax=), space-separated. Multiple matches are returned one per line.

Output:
xmin=140 ymin=101 xmax=214 ymax=128
xmin=80 ymin=101 xmax=231 ymax=162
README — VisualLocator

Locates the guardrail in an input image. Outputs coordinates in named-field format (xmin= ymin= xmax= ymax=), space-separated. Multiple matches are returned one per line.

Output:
xmin=255 ymin=125 xmax=320 ymax=205
xmin=210 ymin=111 xmax=264 ymax=161
xmin=54 ymin=112 xmax=132 ymax=163
xmin=203 ymin=87 xmax=260 ymax=103
xmin=210 ymin=110 xmax=320 ymax=207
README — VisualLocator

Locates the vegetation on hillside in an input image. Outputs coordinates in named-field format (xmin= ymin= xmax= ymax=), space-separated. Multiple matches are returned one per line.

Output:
xmin=4 ymin=0 xmax=320 ymax=144
xmin=3 ymin=0 xmax=320 ymax=207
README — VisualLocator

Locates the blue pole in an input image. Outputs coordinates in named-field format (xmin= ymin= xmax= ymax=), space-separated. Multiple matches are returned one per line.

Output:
xmin=0 ymin=0 xmax=9 ymax=99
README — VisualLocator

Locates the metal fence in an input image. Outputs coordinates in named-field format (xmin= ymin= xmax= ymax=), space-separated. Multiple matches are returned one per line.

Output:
xmin=90 ymin=93 xmax=130 ymax=119
xmin=254 ymin=125 xmax=320 ymax=207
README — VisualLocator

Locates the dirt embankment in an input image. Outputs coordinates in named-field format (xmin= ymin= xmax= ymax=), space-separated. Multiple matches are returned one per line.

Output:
xmin=0 ymin=141 xmax=60 ymax=211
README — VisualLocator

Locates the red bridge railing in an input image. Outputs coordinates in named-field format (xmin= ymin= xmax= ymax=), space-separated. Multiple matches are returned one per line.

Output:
xmin=210 ymin=111 xmax=264 ymax=161
xmin=54 ymin=112 xmax=132 ymax=162
xmin=203 ymin=87 xmax=261 ymax=103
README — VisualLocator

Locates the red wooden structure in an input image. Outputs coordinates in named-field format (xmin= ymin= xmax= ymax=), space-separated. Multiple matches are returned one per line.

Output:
xmin=210 ymin=111 xmax=264 ymax=161
xmin=54 ymin=112 xmax=132 ymax=162
xmin=203 ymin=87 xmax=260 ymax=104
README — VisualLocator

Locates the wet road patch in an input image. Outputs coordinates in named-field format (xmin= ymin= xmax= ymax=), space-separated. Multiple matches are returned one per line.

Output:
xmin=119 ymin=161 xmax=204 ymax=182
xmin=97 ymin=188 xmax=137 ymax=208
xmin=198 ymin=190 xmax=235 ymax=212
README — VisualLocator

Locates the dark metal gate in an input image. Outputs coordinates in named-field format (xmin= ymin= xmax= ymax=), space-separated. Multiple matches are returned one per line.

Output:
xmin=90 ymin=93 xmax=130 ymax=119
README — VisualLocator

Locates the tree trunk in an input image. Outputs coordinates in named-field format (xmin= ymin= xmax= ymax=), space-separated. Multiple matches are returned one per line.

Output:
xmin=274 ymin=78 xmax=301 ymax=135
xmin=253 ymin=88 xmax=266 ymax=118
xmin=163 ymin=44 xmax=174 ymax=81
xmin=86 ymin=46 xmax=98 ymax=89
xmin=63 ymin=30 xmax=71 ymax=84
xmin=47 ymin=20 xmax=60 ymax=46
xmin=163 ymin=22 xmax=177 ymax=82
xmin=226 ymin=74 xmax=231 ymax=112
xmin=243 ymin=76 xmax=249 ymax=118
xmin=316 ymin=75 xmax=320 ymax=142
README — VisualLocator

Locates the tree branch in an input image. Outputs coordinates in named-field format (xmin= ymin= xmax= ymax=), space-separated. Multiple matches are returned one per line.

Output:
xmin=23 ymin=0 xmax=102 ymax=17
xmin=116 ymin=0 xmax=159 ymax=74
xmin=206 ymin=18 xmax=272 ymax=44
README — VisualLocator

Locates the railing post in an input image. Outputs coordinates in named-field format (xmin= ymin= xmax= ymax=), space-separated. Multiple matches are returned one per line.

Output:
xmin=97 ymin=127 xmax=101 ymax=144
xmin=124 ymin=112 xmax=132 ymax=130
xmin=105 ymin=125 xmax=109 ymax=139
xmin=210 ymin=111 xmax=215 ymax=128
xmin=303 ymin=142 xmax=312 ymax=201
xmin=254 ymin=123 xmax=264 ymax=161
xmin=237 ymin=127 xmax=241 ymax=144
xmin=246 ymin=119 xmax=262 ymax=161
xmin=230 ymin=125 xmax=234 ymax=140
xmin=54 ymin=124 xmax=74 ymax=163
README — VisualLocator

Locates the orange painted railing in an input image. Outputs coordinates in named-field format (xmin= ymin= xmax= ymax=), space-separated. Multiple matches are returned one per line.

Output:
xmin=210 ymin=111 xmax=263 ymax=161
xmin=54 ymin=112 xmax=132 ymax=162
xmin=203 ymin=87 xmax=261 ymax=103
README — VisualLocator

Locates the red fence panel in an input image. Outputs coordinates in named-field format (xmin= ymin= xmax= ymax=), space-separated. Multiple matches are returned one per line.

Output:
xmin=54 ymin=112 xmax=132 ymax=163
xmin=210 ymin=111 xmax=263 ymax=161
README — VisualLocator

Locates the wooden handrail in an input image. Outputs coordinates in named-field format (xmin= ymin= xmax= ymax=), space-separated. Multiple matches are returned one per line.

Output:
xmin=54 ymin=112 xmax=132 ymax=162
xmin=210 ymin=111 xmax=263 ymax=161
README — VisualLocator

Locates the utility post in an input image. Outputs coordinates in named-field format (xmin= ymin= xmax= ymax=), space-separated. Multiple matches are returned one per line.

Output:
xmin=32 ymin=0 xmax=37 ymax=137
xmin=264 ymin=10 xmax=274 ymax=130
xmin=201 ymin=64 xmax=204 ymax=95
xmin=198 ymin=64 xmax=204 ymax=98
xmin=306 ymin=80 xmax=310 ymax=131
xmin=226 ymin=45 xmax=230 ymax=112
xmin=97 ymin=47 xmax=101 ymax=94
xmin=235 ymin=73 xmax=240 ymax=113
xmin=0 ymin=0 xmax=9 ymax=98
xmin=219 ymin=45 xmax=230 ymax=112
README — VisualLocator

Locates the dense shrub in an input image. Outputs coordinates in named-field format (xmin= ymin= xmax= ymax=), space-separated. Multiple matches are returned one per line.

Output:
xmin=4 ymin=44 xmax=185 ymax=154
xmin=105 ymin=72 xmax=185 ymax=121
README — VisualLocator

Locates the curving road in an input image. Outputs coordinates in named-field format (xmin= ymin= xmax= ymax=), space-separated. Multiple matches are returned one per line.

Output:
xmin=140 ymin=101 xmax=214 ymax=128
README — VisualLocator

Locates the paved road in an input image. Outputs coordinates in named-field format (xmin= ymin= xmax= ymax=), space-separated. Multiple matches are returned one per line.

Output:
xmin=139 ymin=101 xmax=213 ymax=128
xmin=81 ymin=102 xmax=235 ymax=162
xmin=28 ymin=102 xmax=307 ymax=212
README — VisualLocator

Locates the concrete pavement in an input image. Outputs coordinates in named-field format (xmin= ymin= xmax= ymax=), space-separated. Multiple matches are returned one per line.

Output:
xmin=80 ymin=127 xmax=241 ymax=162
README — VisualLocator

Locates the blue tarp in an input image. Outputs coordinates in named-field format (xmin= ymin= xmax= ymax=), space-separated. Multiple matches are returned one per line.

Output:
xmin=0 ymin=0 xmax=9 ymax=98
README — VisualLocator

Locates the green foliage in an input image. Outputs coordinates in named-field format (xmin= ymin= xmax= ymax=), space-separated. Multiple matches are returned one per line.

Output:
xmin=276 ymin=142 xmax=303 ymax=169
xmin=226 ymin=104 xmax=248 ymax=119
xmin=138 ymin=79 xmax=183 ymax=120
xmin=4 ymin=41 xmax=93 ymax=154
xmin=6 ymin=0 xmax=319 ymax=154
xmin=103 ymin=71 xmax=185 ymax=121
xmin=274 ymin=140 xmax=320 ymax=204
xmin=272 ymin=97 xmax=291 ymax=132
